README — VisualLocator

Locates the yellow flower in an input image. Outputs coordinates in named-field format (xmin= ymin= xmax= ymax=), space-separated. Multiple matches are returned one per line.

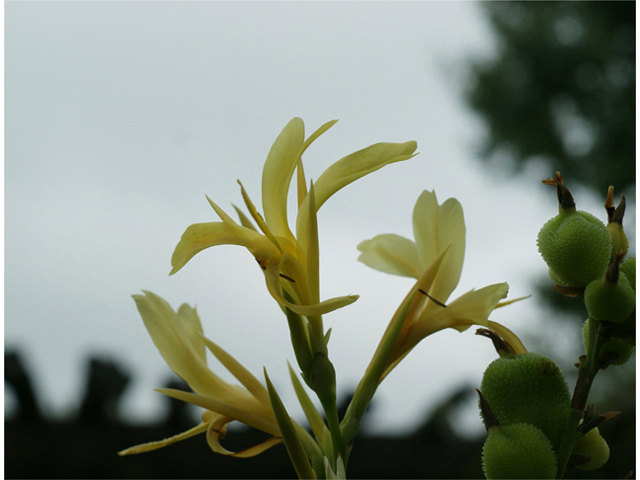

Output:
xmin=119 ymin=291 xmax=283 ymax=457
xmin=170 ymin=117 xmax=418 ymax=318
xmin=358 ymin=190 xmax=514 ymax=379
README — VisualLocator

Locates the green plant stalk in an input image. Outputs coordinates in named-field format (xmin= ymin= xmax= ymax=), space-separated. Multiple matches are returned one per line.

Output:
xmin=321 ymin=396 xmax=346 ymax=472
xmin=339 ymin=292 xmax=414 ymax=465
xmin=556 ymin=315 xmax=605 ymax=478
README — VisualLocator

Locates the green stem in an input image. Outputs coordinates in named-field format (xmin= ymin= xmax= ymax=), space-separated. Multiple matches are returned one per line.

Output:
xmin=321 ymin=396 xmax=346 ymax=471
xmin=556 ymin=316 xmax=605 ymax=478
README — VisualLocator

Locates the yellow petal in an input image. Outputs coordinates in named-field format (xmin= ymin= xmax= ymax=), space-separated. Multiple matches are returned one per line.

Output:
xmin=261 ymin=117 xmax=305 ymax=244
xmin=201 ymin=336 xmax=271 ymax=407
xmin=487 ymin=320 xmax=528 ymax=355
xmin=305 ymin=182 xmax=320 ymax=304
xmin=205 ymin=195 xmax=236 ymax=225
xmin=133 ymin=292 xmax=258 ymax=408
xmin=170 ymin=222 xmax=260 ymax=275
xmin=206 ymin=414 xmax=283 ymax=457
xmin=415 ymin=282 xmax=509 ymax=338
xmin=264 ymin=261 xmax=358 ymax=316
xmin=296 ymin=140 xmax=418 ymax=246
xmin=310 ymin=141 xmax=418 ymax=211
xmin=232 ymin=204 xmax=258 ymax=231
xmin=156 ymin=388 xmax=280 ymax=436
xmin=412 ymin=191 xmax=465 ymax=302
xmin=176 ymin=303 xmax=207 ymax=364
xmin=118 ymin=421 xmax=210 ymax=455
xmin=357 ymin=234 xmax=422 ymax=278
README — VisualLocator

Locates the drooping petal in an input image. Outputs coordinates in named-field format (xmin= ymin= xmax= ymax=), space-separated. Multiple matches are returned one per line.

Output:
xmin=170 ymin=222 xmax=260 ymax=275
xmin=261 ymin=117 xmax=305 ymax=243
xmin=412 ymin=191 xmax=465 ymax=301
xmin=156 ymin=388 xmax=280 ymax=436
xmin=357 ymin=234 xmax=422 ymax=278
xmin=296 ymin=140 xmax=418 ymax=245
xmin=118 ymin=421 xmax=210 ymax=455
xmin=205 ymin=414 xmax=283 ymax=457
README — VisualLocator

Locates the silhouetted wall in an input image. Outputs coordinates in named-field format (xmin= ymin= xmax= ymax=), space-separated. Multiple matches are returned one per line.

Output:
xmin=5 ymin=350 xmax=635 ymax=479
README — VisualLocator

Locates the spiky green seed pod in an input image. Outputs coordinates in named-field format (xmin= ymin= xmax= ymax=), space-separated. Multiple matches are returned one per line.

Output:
xmin=480 ymin=352 xmax=571 ymax=449
xmin=582 ymin=320 xmax=634 ymax=366
xmin=482 ymin=423 xmax=557 ymax=479
xmin=537 ymin=172 xmax=611 ymax=287
xmin=584 ymin=266 xmax=635 ymax=324
xmin=572 ymin=427 xmax=610 ymax=470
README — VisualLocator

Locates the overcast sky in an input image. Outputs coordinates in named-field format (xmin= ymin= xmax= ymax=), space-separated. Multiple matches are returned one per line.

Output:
xmin=6 ymin=1 xmax=633 ymax=439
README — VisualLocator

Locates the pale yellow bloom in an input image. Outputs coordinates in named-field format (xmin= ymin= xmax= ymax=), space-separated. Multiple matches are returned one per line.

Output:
xmin=358 ymin=190 xmax=512 ymax=379
xmin=170 ymin=117 xmax=418 ymax=318
xmin=119 ymin=291 xmax=282 ymax=457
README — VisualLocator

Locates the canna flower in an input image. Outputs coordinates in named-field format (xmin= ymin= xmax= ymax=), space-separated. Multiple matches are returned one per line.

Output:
xmin=358 ymin=190 xmax=515 ymax=379
xmin=170 ymin=117 xmax=418 ymax=320
xmin=119 ymin=291 xmax=285 ymax=457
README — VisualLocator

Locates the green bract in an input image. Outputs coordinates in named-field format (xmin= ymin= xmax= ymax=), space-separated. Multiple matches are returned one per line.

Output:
xmin=480 ymin=352 xmax=570 ymax=449
xmin=584 ymin=272 xmax=635 ymax=324
xmin=537 ymin=211 xmax=611 ymax=287
xmin=572 ymin=427 xmax=610 ymax=470
xmin=482 ymin=423 xmax=557 ymax=479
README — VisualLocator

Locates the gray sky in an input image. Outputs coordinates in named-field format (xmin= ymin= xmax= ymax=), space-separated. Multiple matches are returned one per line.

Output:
xmin=6 ymin=1 xmax=631 ymax=438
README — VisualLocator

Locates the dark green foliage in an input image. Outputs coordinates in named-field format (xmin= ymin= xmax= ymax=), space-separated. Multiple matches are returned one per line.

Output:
xmin=465 ymin=2 xmax=635 ymax=193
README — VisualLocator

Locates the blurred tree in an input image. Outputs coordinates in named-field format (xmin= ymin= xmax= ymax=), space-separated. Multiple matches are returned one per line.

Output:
xmin=465 ymin=1 xmax=635 ymax=195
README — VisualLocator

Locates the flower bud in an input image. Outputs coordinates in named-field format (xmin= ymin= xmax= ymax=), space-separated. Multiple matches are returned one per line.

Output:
xmin=582 ymin=319 xmax=634 ymax=366
xmin=572 ymin=427 xmax=610 ymax=470
xmin=604 ymin=187 xmax=629 ymax=260
xmin=482 ymin=423 xmax=557 ymax=479
xmin=537 ymin=172 xmax=611 ymax=287
xmin=480 ymin=352 xmax=570 ymax=449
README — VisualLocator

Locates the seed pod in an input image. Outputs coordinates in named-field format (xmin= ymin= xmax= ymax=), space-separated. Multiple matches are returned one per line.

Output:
xmin=480 ymin=352 xmax=570 ymax=449
xmin=482 ymin=423 xmax=557 ymax=479
xmin=537 ymin=172 xmax=611 ymax=287
xmin=584 ymin=254 xmax=635 ymax=324
xmin=572 ymin=427 xmax=610 ymax=470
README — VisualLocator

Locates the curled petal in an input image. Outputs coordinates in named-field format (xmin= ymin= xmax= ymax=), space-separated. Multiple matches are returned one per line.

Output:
xmin=206 ymin=414 xmax=283 ymax=458
xmin=170 ymin=222 xmax=260 ymax=275
xmin=118 ymin=421 xmax=210 ymax=455
xmin=357 ymin=234 xmax=422 ymax=278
